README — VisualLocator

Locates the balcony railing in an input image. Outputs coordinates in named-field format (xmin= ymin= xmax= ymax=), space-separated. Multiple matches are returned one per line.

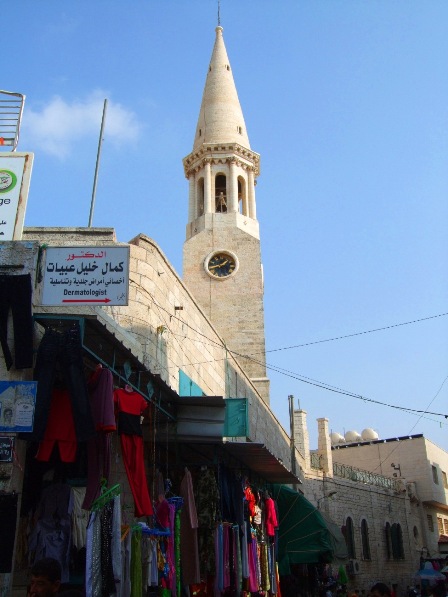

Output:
xmin=310 ymin=452 xmax=322 ymax=470
xmin=333 ymin=461 xmax=401 ymax=491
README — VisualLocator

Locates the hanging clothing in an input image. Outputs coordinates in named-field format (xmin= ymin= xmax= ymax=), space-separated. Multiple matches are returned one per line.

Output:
xmin=118 ymin=526 xmax=131 ymax=597
xmin=180 ymin=468 xmax=200 ymax=586
xmin=35 ymin=388 xmax=77 ymax=462
xmin=0 ymin=273 xmax=33 ymax=371
xmin=83 ymin=367 xmax=116 ymax=510
xmin=71 ymin=487 xmax=88 ymax=550
xmin=0 ymin=492 xmax=18 ymax=573
xmin=130 ymin=527 xmax=143 ymax=597
xmin=114 ymin=388 xmax=153 ymax=517
xmin=244 ymin=486 xmax=256 ymax=518
xmin=265 ymin=497 xmax=278 ymax=537
xmin=195 ymin=468 xmax=219 ymax=578
xmin=100 ymin=501 xmax=116 ymax=596
xmin=86 ymin=511 xmax=101 ymax=597
xmin=27 ymin=323 xmax=95 ymax=442
xmin=155 ymin=497 xmax=171 ymax=529
xmin=111 ymin=496 xmax=122 ymax=593
xmin=28 ymin=483 xmax=73 ymax=583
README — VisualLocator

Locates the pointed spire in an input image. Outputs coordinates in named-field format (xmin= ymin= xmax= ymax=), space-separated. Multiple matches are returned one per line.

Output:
xmin=193 ymin=27 xmax=250 ymax=152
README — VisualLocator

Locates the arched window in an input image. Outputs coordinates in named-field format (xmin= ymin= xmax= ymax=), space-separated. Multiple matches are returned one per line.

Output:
xmin=385 ymin=523 xmax=392 ymax=559
xmin=391 ymin=523 xmax=405 ymax=560
xmin=361 ymin=519 xmax=371 ymax=560
xmin=215 ymin=174 xmax=227 ymax=212
xmin=238 ymin=176 xmax=247 ymax=215
xmin=197 ymin=178 xmax=204 ymax=216
xmin=342 ymin=517 xmax=356 ymax=559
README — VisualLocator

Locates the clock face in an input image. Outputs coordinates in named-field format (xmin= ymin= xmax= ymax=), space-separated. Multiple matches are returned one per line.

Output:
xmin=206 ymin=251 xmax=238 ymax=279
xmin=0 ymin=170 xmax=17 ymax=193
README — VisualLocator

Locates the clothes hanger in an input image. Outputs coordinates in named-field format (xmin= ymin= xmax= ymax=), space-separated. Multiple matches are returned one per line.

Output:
xmin=91 ymin=480 xmax=121 ymax=511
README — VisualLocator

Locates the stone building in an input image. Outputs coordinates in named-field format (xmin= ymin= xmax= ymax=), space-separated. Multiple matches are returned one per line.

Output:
xmin=293 ymin=406 xmax=446 ymax=592
xmin=330 ymin=431 xmax=448 ymax=560
xmin=0 ymin=24 xmax=306 ymax=596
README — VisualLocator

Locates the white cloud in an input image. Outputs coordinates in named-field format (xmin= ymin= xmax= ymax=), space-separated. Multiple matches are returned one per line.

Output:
xmin=23 ymin=91 xmax=141 ymax=158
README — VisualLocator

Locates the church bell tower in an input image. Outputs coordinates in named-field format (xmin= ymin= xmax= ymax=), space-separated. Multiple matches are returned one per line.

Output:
xmin=182 ymin=26 xmax=269 ymax=404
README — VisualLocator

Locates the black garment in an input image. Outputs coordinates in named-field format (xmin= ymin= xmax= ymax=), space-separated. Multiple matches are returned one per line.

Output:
xmin=117 ymin=411 xmax=142 ymax=436
xmin=27 ymin=323 xmax=95 ymax=442
xmin=0 ymin=493 xmax=18 ymax=573
xmin=0 ymin=274 xmax=33 ymax=370
xmin=100 ymin=500 xmax=116 ymax=596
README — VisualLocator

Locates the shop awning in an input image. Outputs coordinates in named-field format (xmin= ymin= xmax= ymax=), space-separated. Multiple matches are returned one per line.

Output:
xmin=33 ymin=309 xmax=178 ymax=421
xmin=270 ymin=484 xmax=334 ymax=575
xmin=170 ymin=396 xmax=302 ymax=485
xmin=224 ymin=442 xmax=301 ymax=484
xmin=319 ymin=512 xmax=348 ymax=561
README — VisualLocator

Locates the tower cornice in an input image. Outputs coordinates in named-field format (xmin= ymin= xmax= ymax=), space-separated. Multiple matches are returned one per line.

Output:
xmin=183 ymin=142 xmax=260 ymax=178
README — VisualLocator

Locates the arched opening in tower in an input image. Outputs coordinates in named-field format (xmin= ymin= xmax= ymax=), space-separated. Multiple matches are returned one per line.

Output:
xmin=197 ymin=177 xmax=204 ymax=216
xmin=238 ymin=177 xmax=247 ymax=215
xmin=215 ymin=174 xmax=227 ymax=213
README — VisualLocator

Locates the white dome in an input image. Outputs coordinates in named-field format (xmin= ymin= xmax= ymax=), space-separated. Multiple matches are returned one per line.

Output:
xmin=330 ymin=432 xmax=345 ymax=445
xmin=361 ymin=428 xmax=379 ymax=441
xmin=345 ymin=430 xmax=362 ymax=443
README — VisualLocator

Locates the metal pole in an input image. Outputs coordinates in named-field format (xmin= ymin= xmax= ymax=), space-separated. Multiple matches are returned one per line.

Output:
xmin=88 ymin=98 xmax=108 ymax=227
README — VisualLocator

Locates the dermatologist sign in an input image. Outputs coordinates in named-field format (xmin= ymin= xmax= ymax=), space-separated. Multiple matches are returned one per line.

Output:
xmin=41 ymin=246 xmax=130 ymax=306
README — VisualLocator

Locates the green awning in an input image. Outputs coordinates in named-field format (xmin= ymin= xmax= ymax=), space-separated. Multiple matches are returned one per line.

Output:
xmin=270 ymin=485 xmax=334 ymax=575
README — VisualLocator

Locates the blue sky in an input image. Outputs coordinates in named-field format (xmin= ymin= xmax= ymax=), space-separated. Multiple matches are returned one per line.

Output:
xmin=5 ymin=1 xmax=448 ymax=453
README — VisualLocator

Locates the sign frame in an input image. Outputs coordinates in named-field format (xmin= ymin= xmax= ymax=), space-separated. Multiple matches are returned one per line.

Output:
xmin=0 ymin=381 xmax=37 ymax=433
xmin=41 ymin=245 xmax=130 ymax=306
xmin=0 ymin=152 xmax=34 ymax=241
xmin=0 ymin=437 xmax=13 ymax=463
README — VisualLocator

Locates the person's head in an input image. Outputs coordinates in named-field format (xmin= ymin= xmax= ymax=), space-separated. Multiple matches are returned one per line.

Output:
xmin=30 ymin=558 xmax=61 ymax=596
xmin=3 ymin=408 xmax=13 ymax=424
xmin=370 ymin=584 xmax=392 ymax=597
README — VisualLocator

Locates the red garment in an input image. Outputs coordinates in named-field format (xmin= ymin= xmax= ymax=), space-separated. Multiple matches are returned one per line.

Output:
xmin=114 ymin=388 xmax=153 ymax=517
xmin=120 ymin=434 xmax=153 ymax=517
xmin=114 ymin=387 xmax=148 ymax=417
xmin=180 ymin=469 xmax=200 ymax=585
xmin=35 ymin=389 xmax=77 ymax=462
xmin=156 ymin=497 xmax=170 ymax=529
xmin=244 ymin=486 xmax=256 ymax=518
xmin=265 ymin=497 xmax=278 ymax=537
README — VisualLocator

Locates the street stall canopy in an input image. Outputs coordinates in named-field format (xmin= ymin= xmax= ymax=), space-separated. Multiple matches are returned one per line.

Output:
xmin=270 ymin=484 xmax=335 ymax=575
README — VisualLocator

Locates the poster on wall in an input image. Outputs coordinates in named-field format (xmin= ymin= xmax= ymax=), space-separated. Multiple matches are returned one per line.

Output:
xmin=0 ymin=153 xmax=34 ymax=240
xmin=0 ymin=381 xmax=37 ymax=433
xmin=41 ymin=245 xmax=130 ymax=306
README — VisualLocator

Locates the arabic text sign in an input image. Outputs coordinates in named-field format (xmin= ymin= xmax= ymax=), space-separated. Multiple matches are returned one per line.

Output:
xmin=0 ymin=381 xmax=37 ymax=433
xmin=41 ymin=246 xmax=130 ymax=306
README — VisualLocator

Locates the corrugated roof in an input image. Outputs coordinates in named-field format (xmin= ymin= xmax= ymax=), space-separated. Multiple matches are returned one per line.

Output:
xmin=224 ymin=441 xmax=302 ymax=484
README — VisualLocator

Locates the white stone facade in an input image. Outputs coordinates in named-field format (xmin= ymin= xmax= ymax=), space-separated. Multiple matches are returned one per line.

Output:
xmin=294 ymin=410 xmax=428 ymax=593
xmin=331 ymin=435 xmax=448 ymax=559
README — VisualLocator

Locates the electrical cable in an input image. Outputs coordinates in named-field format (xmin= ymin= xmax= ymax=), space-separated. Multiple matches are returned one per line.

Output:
xmin=263 ymin=311 xmax=448 ymax=355
xmin=127 ymin=279 xmax=448 ymax=422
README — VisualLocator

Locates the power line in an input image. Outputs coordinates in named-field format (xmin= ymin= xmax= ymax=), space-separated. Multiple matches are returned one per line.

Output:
xmin=371 ymin=373 xmax=448 ymax=474
xmin=229 ymin=348 xmax=448 ymax=422
xmin=129 ymin=280 xmax=448 ymax=423
xmin=264 ymin=311 xmax=448 ymax=355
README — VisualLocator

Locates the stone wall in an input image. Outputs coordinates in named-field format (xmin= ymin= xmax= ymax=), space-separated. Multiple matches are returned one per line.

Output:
xmin=331 ymin=436 xmax=448 ymax=557
xmin=304 ymin=474 xmax=423 ymax=593
xmin=22 ymin=228 xmax=293 ymax=469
